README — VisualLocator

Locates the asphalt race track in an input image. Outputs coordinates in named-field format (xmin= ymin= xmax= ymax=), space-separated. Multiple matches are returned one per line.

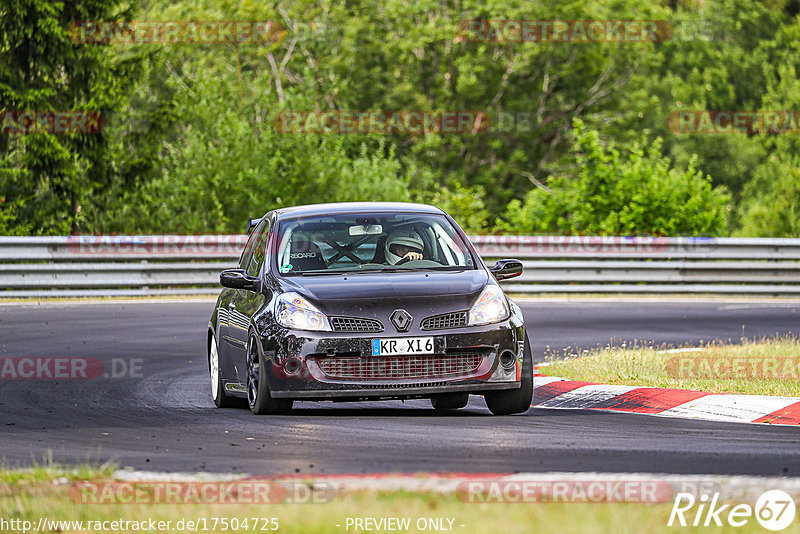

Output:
xmin=0 ymin=299 xmax=798 ymax=476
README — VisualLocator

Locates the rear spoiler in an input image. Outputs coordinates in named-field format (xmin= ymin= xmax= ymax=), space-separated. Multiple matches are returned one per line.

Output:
xmin=245 ymin=216 xmax=262 ymax=234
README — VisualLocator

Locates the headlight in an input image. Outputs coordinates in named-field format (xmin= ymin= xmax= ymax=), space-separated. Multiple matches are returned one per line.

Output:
xmin=468 ymin=285 xmax=509 ymax=326
xmin=275 ymin=292 xmax=331 ymax=331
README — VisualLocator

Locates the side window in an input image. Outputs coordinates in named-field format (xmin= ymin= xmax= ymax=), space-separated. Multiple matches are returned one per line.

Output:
xmin=239 ymin=228 xmax=258 ymax=269
xmin=239 ymin=219 xmax=265 ymax=270
xmin=246 ymin=220 xmax=270 ymax=277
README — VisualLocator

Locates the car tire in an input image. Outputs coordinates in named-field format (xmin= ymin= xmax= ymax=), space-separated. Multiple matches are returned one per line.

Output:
xmin=210 ymin=333 xmax=242 ymax=408
xmin=430 ymin=393 xmax=469 ymax=411
xmin=247 ymin=334 xmax=293 ymax=415
xmin=484 ymin=332 xmax=533 ymax=415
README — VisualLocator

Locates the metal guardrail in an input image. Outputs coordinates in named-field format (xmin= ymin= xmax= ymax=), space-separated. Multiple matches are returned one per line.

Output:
xmin=2 ymin=235 xmax=800 ymax=297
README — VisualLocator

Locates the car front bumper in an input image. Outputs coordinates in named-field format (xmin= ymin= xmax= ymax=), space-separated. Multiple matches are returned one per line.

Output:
xmin=258 ymin=320 xmax=525 ymax=401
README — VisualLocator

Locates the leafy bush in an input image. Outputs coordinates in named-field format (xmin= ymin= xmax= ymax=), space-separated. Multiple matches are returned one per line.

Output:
xmin=0 ymin=198 xmax=31 ymax=236
xmin=496 ymin=120 xmax=731 ymax=236
xmin=736 ymin=154 xmax=800 ymax=236
xmin=88 ymin=76 xmax=412 ymax=233
xmin=415 ymin=182 xmax=489 ymax=234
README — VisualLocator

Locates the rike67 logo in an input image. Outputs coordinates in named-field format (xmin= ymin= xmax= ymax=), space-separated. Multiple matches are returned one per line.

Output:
xmin=669 ymin=490 xmax=796 ymax=531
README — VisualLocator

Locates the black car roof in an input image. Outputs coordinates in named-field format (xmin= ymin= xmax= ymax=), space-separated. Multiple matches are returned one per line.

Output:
xmin=270 ymin=202 xmax=445 ymax=220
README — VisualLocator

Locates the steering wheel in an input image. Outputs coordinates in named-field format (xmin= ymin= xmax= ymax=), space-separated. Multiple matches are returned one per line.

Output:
xmin=394 ymin=256 xmax=412 ymax=266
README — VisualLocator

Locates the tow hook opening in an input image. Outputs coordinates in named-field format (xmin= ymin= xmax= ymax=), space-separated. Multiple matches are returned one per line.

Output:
xmin=499 ymin=351 xmax=516 ymax=371
xmin=284 ymin=357 xmax=302 ymax=375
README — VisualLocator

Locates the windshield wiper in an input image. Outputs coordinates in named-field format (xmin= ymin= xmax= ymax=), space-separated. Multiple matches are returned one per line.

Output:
xmin=296 ymin=270 xmax=353 ymax=276
xmin=383 ymin=266 xmax=468 ymax=272
xmin=296 ymin=266 xmax=467 ymax=275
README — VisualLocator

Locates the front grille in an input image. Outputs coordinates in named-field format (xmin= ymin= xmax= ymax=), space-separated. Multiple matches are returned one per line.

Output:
xmin=330 ymin=316 xmax=383 ymax=333
xmin=312 ymin=353 xmax=483 ymax=380
xmin=421 ymin=311 xmax=468 ymax=330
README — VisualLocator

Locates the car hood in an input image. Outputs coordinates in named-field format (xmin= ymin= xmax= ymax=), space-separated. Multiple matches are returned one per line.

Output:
xmin=278 ymin=269 xmax=490 ymax=318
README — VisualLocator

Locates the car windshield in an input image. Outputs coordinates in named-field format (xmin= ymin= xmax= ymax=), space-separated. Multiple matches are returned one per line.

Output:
xmin=276 ymin=212 xmax=475 ymax=275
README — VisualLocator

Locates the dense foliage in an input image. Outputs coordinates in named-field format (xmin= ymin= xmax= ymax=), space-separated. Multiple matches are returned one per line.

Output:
xmin=1 ymin=0 xmax=798 ymax=235
xmin=496 ymin=119 xmax=731 ymax=236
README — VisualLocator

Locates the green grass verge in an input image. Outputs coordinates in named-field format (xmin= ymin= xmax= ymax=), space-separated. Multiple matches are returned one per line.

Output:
xmin=0 ymin=464 xmax=114 ymax=485
xmin=542 ymin=337 xmax=800 ymax=397
xmin=1 ymin=468 xmax=795 ymax=534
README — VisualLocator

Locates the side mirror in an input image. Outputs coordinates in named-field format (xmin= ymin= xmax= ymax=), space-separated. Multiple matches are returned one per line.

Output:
xmin=489 ymin=259 xmax=523 ymax=281
xmin=220 ymin=269 xmax=263 ymax=293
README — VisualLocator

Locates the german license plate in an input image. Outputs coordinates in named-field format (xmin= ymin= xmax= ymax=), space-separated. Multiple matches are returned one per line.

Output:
xmin=371 ymin=337 xmax=434 ymax=356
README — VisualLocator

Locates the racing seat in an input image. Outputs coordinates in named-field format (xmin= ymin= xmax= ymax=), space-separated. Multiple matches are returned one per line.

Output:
xmin=370 ymin=235 xmax=388 ymax=264
xmin=289 ymin=234 xmax=327 ymax=271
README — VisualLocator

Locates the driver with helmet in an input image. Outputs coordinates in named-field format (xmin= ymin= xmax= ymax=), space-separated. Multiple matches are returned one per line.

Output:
xmin=384 ymin=229 xmax=424 ymax=264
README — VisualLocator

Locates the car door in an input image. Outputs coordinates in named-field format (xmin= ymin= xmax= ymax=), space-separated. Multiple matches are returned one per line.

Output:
xmin=219 ymin=222 xmax=261 ymax=382
xmin=228 ymin=219 xmax=271 ymax=382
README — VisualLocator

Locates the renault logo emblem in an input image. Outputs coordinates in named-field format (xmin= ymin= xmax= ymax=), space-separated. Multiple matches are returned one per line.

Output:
xmin=390 ymin=309 xmax=412 ymax=332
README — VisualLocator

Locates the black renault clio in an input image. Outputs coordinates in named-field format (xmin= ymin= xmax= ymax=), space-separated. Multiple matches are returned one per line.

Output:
xmin=208 ymin=202 xmax=531 ymax=415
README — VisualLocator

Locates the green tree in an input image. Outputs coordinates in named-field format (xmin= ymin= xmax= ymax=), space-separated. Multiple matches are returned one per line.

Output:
xmin=5 ymin=0 xmax=800 ymax=236
xmin=0 ymin=0 xmax=144 ymax=234
xmin=733 ymin=14 xmax=800 ymax=236
xmin=222 ymin=0 xmax=671 ymax=218
xmin=632 ymin=0 xmax=784 ymax=199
